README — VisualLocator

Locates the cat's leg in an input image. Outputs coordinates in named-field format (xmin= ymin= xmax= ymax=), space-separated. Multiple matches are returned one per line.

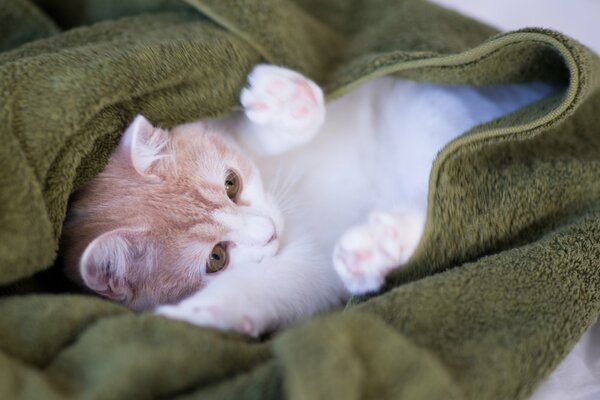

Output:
xmin=333 ymin=207 xmax=426 ymax=294
xmin=156 ymin=290 xmax=258 ymax=335
xmin=155 ymin=282 xmax=266 ymax=336
xmin=155 ymin=253 xmax=344 ymax=336
xmin=231 ymin=64 xmax=326 ymax=156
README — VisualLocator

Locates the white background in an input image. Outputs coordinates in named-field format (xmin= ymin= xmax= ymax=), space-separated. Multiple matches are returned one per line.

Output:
xmin=430 ymin=0 xmax=600 ymax=54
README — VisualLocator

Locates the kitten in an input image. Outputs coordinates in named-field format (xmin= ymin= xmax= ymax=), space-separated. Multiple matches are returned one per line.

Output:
xmin=60 ymin=64 xmax=554 ymax=336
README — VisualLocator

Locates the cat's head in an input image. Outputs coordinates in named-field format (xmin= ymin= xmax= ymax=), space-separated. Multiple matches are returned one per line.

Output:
xmin=60 ymin=115 xmax=283 ymax=310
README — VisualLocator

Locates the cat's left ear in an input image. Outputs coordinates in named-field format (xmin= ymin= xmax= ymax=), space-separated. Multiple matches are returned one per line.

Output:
xmin=79 ymin=228 xmax=151 ymax=303
xmin=118 ymin=114 xmax=170 ymax=178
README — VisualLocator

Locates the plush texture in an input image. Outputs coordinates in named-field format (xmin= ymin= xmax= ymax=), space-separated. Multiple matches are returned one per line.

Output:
xmin=1 ymin=0 xmax=600 ymax=399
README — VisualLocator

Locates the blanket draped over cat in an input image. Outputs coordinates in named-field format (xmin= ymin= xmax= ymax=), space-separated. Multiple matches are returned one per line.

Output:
xmin=1 ymin=0 xmax=599 ymax=399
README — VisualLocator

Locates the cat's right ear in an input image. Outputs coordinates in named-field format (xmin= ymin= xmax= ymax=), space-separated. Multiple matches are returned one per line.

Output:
xmin=79 ymin=229 xmax=151 ymax=302
xmin=118 ymin=114 xmax=170 ymax=179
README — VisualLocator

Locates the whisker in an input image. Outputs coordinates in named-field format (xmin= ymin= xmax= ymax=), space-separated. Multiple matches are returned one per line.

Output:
xmin=267 ymin=162 xmax=304 ymax=213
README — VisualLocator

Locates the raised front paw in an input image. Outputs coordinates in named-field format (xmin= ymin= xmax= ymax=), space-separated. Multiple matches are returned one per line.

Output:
xmin=333 ymin=212 xmax=424 ymax=295
xmin=156 ymin=299 xmax=259 ymax=337
xmin=241 ymin=64 xmax=325 ymax=138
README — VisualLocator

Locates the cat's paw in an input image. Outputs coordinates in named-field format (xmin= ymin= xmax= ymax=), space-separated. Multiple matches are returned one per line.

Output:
xmin=156 ymin=301 xmax=258 ymax=337
xmin=333 ymin=212 xmax=424 ymax=295
xmin=241 ymin=64 xmax=325 ymax=138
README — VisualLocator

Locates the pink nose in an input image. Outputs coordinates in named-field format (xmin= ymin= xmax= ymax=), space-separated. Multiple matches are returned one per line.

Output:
xmin=264 ymin=217 xmax=278 ymax=245
xmin=266 ymin=231 xmax=278 ymax=245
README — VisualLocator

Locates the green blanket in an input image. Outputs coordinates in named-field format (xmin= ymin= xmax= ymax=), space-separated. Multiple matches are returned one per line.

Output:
xmin=2 ymin=0 xmax=600 ymax=399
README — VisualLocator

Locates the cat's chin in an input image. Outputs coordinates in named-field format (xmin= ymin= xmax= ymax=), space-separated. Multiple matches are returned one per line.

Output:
xmin=258 ymin=239 xmax=280 ymax=262
xmin=252 ymin=239 xmax=281 ymax=264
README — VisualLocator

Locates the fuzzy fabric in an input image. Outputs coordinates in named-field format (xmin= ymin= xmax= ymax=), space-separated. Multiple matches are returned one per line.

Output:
xmin=1 ymin=0 xmax=600 ymax=399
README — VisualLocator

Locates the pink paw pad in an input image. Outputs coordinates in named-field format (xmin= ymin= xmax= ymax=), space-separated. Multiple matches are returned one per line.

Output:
xmin=333 ymin=211 xmax=425 ymax=295
xmin=250 ymin=101 xmax=268 ymax=111
xmin=241 ymin=64 xmax=325 ymax=133
xmin=292 ymin=105 xmax=309 ymax=118
xmin=294 ymin=78 xmax=318 ymax=104
xmin=266 ymin=79 xmax=286 ymax=94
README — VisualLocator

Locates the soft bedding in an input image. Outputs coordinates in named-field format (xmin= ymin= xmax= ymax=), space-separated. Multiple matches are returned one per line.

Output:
xmin=1 ymin=0 xmax=600 ymax=399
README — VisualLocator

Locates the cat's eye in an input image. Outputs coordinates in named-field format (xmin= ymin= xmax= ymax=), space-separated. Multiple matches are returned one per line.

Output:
xmin=224 ymin=170 xmax=241 ymax=201
xmin=207 ymin=243 xmax=228 ymax=273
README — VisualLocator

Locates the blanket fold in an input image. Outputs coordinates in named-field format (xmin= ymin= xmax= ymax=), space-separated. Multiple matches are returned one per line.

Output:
xmin=1 ymin=0 xmax=599 ymax=399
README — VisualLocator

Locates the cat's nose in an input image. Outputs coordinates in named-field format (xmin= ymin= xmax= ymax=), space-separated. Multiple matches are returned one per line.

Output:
xmin=255 ymin=218 xmax=277 ymax=247
xmin=265 ymin=229 xmax=278 ymax=245
xmin=220 ymin=213 xmax=277 ymax=247
xmin=261 ymin=220 xmax=278 ymax=247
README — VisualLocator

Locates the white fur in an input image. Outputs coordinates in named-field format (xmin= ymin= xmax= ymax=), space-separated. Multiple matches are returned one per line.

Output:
xmin=334 ymin=209 xmax=426 ymax=294
xmin=157 ymin=65 xmax=556 ymax=336
xmin=238 ymin=65 xmax=325 ymax=155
